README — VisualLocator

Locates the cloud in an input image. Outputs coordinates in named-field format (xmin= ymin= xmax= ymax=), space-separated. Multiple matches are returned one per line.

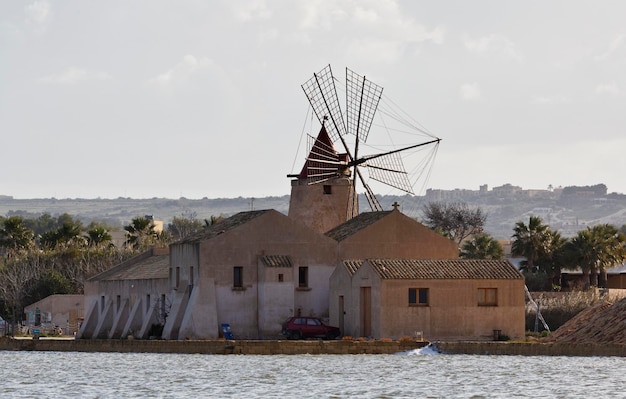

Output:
xmin=25 ymin=0 xmax=51 ymax=27
xmin=149 ymin=55 xmax=213 ymax=87
xmin=463 ymin=33 xmax=523 ymax=62
xmin=595 ymin=82 xmax=621 ymax=96
xmin=530 ymin=95 xmax=571 ymax=105
xmin=22 ymin=0 xmax=52 ymax=35
xmin=595 ymin=34 xmax=626 ymax=61
xmin=459 ymin=82 xmax=481 ymax=101
xmin=40 ymin=67 xmax=111 ymax=85
xmin=233 ymin=0 xmax=272 ymax=21
xmin=295 ymin=1 xmax=445 ymax=64
xmin=299 ymin=0 xmax=348 ymax=30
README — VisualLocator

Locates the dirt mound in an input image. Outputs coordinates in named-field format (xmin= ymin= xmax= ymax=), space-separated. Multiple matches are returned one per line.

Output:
xmin=545 ymin=297 xmax=626 ymax=344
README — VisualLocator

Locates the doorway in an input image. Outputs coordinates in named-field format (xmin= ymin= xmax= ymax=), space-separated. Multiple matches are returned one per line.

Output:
xmin=360 ymin=287 xmax=371 ymax=337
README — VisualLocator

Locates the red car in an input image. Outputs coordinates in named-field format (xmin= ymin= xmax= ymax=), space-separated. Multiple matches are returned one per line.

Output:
xmin=281 ymin=317 xmax=340 ymax=340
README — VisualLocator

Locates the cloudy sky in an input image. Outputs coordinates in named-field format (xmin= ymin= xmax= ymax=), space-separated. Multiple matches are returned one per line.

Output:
xmin=2 ymin=1 xmax=625 ymax=200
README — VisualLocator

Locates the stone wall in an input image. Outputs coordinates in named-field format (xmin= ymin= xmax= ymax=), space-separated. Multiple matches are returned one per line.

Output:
xmin=436 ymin=341 xmax=626 ymax=357
xmin=5 ymin=337 xmax=624 ymax=356
xmin=0 ymin=337 xmax=426 ymax=355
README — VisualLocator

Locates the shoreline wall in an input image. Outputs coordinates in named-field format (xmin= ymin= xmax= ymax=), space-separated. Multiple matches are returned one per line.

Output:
xmin=3 ymin=337 xmax=626 ymax=356
xmin=435 ymin=341 xmax=626 ymax=357
xmin=0 ymin=337 xmax=426 ymax=355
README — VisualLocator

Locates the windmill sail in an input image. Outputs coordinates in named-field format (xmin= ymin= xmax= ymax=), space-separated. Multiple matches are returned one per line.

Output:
xmin=346 ymin=68 xmax=383 ymax=143
xmin=301 ymin=65 xmax=346 ymax=143
xmin=364 ymin=152 xmax=414 ymax=194
xmin=296 ymin=65 xmax=441 ymax=214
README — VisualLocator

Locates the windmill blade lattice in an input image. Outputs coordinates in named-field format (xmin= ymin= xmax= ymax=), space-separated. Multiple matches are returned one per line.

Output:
xmin=364 ymin=152 xmax=414 ymax=194
xmin=346 ymin=68 xmax=383 ymax=143
xmin=299 ymin=65 xmax=440 ymax=213
xmin=301 ymin=65 xmax=346 ymax=143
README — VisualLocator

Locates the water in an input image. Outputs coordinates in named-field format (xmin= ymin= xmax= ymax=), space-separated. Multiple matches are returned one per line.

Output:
xmin=1 ymin=347 xmax=624 ymax=398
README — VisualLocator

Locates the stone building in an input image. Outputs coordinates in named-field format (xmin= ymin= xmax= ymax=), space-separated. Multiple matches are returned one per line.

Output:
xmin=330 ymin=259 xmax=525 ymax=340
xmin=79 ymin=247 xmax=170 ymax=339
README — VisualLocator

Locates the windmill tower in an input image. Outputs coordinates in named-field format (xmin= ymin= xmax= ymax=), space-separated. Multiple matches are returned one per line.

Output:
xmin=288 ymin=65 xmax=440 ymax=233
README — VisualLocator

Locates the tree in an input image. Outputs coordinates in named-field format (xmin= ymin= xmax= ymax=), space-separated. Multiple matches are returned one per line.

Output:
xmin=124 ymin=216 xmax=159 ymax=250
xmin=85 ymin=226 xmax=113 ymax=248
xmin=511 ymin=216 xmax=551 ymax=273
xmin=460 ymin=233 xmax=504 ymax=259
xmin=29 ymin=269 xmax=72 ymax=303
xmin=0 ymin=216 xmax=35 ymax=256
xmin=565 ymin=224 xmax=626 ymax=288
xmin=39 ymin=214 xmax=85 ymax=250
xmin=422 ymin=202 xmax=487 ymax=245
xmin=0 ymin=253 xmax=42 ymax=333
xmin=537 ymin=230 xmax=568 ymax=288
xmin=591 ymin=224 xmax=626 ymax=288
xmin=167 ymin=214 xmax=204 ymax=241
xmin=563 ymin=229 xmax=596 ymax=289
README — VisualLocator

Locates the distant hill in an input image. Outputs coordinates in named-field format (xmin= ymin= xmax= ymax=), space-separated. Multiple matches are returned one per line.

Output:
xmin=0 ymin=196 xmax=290 ymax=231
xmin=2 ymin=184 xmax=626 ymax=240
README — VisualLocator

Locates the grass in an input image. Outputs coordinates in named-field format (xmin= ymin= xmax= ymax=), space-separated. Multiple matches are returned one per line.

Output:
xmin=525 ymin=289 xmax=612 ymax=332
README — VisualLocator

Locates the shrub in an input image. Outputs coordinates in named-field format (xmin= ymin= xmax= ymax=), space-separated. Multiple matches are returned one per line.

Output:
xmin=525 ymin=290 xmax=606 ymax=331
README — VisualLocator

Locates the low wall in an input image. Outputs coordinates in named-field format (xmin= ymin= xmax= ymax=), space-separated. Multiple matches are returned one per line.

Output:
xmin=4 ymin=337 xmax=625 ymax=356
xmin=0 ymin=337 xmax=426 ymax=355
xmin=435 ymin=341 xmax=626 ymax=357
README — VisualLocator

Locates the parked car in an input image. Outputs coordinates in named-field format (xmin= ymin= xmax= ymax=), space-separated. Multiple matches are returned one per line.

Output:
xmin=281 ymin=317 xmax=340 ymax=340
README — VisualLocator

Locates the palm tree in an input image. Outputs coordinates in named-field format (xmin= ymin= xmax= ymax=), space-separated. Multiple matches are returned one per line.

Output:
xmin=538 ymin=230 xmax=568 ymax=288
xmin=589 ymin=224 xmax=626 ymax=288
xmin=460 ymin=233 xmax=504 ymax=259
xmin=85 ymin=226 xmax=113 ymax=248
xmin=563 ymin=229 xmax=596 ymax=289
xmin=0 ymin=216 xmax=35 ymax=256
xmin=40 ymin=220 xmax=84 ymax=250
xmin=511 ymin=216 xmax=551 ymax=273
xmin=124 ymin=216 xmax=157 ymax=250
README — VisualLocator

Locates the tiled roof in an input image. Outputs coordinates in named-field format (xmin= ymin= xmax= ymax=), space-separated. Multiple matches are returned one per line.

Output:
xmin=179 ymin=210 xmax=269 ymax=244
xmin=325 ymin=211 xmax=392 ymax=241
xmin=90 ymin=250 xmax=169 ymax=281
xmin=260 ymin=255 xmax=292 ymax=267
xmin=364 ymin=259 xmax=523 ymax=280
xmin=342 ymin=260 xmax=363 ymax=276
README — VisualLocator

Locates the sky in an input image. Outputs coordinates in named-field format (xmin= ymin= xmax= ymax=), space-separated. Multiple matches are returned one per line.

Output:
xmin=2 ymin=1 xmax=626 ymax=200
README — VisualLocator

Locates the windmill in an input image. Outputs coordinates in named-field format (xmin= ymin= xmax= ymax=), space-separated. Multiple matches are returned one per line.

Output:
xmin=296 ymin=65 xmax=441 ymax=215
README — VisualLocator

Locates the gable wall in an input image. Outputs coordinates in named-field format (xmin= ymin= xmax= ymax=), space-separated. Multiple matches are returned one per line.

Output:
xmin=337 ymin=211 xmax=459 ymax=260
xmin=192 ymin=210 xmax=337 ymax=338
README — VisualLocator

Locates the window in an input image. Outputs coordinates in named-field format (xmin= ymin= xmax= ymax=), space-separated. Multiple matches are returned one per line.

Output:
xmin=189 ymin=266 xmax=194 ymax=286
xmin=116 ymin=295 xmax=121 ymax=311
xmin=298 ymin=267 xmax=309 ymax=288
xmin=409 ymin=288 xmax=429 ymax=306
xmin=175 ymin=267 xmax=180 ymax=289
xmin=278 ymin=273 xmax=284 ymax=282
xmin=323 ymin=185 xmax=332 ymax=195
xmin=478 ymin=288 xmax=498 ymax=306
xmin=233 ymin=266 xmax=243 ymax=288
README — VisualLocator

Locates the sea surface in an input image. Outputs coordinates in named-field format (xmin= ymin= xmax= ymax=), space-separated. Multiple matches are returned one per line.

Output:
xmin=1 ymin=347 xmax=624 ymax=398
